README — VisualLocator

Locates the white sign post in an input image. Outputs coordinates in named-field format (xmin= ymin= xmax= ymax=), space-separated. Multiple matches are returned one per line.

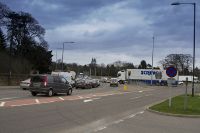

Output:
xmin=184 ymin=77 xmax=188 ymax=110
xmin=166 ymin=66 xmax=177 ymax=108
xmin=167 ymin=78 xmax=176 ymax=107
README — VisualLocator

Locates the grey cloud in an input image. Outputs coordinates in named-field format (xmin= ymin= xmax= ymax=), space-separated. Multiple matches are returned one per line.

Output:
xmin=2 ymin=0 xmax=200 ymax=65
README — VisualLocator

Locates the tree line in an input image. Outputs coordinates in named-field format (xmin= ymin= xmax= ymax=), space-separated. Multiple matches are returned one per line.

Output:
xmin=0 ymin=2 xmax=52 ymax=74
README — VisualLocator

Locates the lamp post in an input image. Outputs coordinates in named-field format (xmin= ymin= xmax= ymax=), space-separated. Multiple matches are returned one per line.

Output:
xmin=151 ymin=36 xmax=155 ymax=86
xmin=171 ymin=2 xmax=196 ymax=97
xmin=62 ymin=42 xmax=75 ymax=71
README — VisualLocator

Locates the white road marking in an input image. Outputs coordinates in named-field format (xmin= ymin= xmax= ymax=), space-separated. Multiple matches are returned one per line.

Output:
xmin=0 ymin=97 xmax=19 ymax=101
xmin=0 ymin=102 xmax=5 ymax=107
xmin=114 ymin=119 xmax=124 ymax=124
xmin=78 ymin=96 xmax=84 ymax=99
xmin=92 ymin=97 xmax=101 ymax=100
xmin=59 ymin=97 xmax=64 ymax=100
xmin=35 ymin=99 xmax=40 ymax=104
xmin=130 ymin=96 xmax=141 ymax=100
xmin=95 ymin=126 xmax=107 ymax=132
xmin=139 ymin=111 xmax=144 ymax=114
xmin=11 ymin=103 xmax=38 ymax=107
xmin=83 ymin=99 xmax=93 ymax=103
xmin=138 ymin=91 xmax=143 ymax=93
xmin=129 ymin=114 xmax=136 ymax=118
xmin=145 ymin=94 xmax=153 ymax=97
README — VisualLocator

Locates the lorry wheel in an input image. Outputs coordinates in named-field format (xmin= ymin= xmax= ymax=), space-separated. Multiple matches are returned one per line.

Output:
xmin=31 ymin=92 xmax=37 ymax=96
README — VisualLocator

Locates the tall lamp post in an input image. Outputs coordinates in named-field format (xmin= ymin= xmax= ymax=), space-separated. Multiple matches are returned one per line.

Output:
xmin=151 ymin=36 xmax=155 ymax=86
xmin=171 ymin=2 xmax=196 ymax=97
xmin=62 ymin=42 xmax=75 ymax=71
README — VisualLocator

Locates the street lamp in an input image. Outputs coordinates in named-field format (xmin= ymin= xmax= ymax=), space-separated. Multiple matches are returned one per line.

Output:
xmin=151 ymin=36 xmax=155 ymax=86
xmin=171 ymin=2 xmax=196 ymax=96
xmin=62 ymin=41 xmax=75 ymax=71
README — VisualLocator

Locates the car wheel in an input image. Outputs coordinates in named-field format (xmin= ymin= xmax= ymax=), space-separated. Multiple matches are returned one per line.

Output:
xmin=67 ymin=89 xmax=72 ymax=95
xmin=88 ymin=85 xmax=92 ymax=89
xmin=47 ymin=89 xmax=53 ymax=97
xmin=31 ymin=92 xmax=37 ymax=96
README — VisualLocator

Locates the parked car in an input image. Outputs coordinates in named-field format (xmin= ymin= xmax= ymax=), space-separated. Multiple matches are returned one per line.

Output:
xmin=75 ymin=79 xmax=92 ymax=89
xmin=110 ymin=78 xmax=118 ymax=87
xmin=100 ymin=77 xmax=108 ymax=83
xmin=91 ymin=79 xmax=100 ymax=88
xmin=29 ymin=74 xmax=73 ymax=97
xmin=20 ymin=78 xmax=31 ymax=90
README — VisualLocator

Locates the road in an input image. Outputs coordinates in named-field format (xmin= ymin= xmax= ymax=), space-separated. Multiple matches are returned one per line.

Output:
xmin=0 ymin=84 xmax=199 ymax=133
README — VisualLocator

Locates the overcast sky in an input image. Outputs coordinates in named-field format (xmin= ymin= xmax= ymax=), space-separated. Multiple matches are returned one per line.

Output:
xmin=2 ymin=0 xmax=200 ymax=66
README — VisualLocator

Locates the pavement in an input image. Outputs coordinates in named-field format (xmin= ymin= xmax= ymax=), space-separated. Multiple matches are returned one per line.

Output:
xmin=0 ymin=83 xmax=199 ymax=133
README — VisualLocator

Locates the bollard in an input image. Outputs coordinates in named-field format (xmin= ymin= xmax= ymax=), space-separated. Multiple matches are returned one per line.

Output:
xmin=123 ymin=84 xmax=128 ymax=91
xmin=184 ymin=77 xmax=188 ymax=110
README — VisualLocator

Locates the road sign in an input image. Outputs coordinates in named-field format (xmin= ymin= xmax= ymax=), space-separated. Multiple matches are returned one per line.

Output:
xmin=166 ymin=66 xmax=177 ymax=77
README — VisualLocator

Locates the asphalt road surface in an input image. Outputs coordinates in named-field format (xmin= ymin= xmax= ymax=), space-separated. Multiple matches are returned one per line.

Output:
xmin=0 ymin=84 xmax=199 ymax=133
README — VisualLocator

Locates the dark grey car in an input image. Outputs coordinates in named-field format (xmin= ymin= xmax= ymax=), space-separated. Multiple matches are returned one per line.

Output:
xmin=29 ymin=74 xmax=73 ymax=97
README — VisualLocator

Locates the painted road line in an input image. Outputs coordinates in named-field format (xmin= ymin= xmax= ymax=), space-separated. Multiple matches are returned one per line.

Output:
xmin=40 ymin=101 xmax=56 ymax=104
xmin=11 ymin=103 xmax=38 ymax=107
xmin=145 ymin=94 xmax=153 ymax=97
xmin=128 ymin=114 xmax=136 ymax=118
xmin=78 ymin=96 xmax=84 ymax=99
xmin=139 ymin=111 xmax=144 ymax=114
xmin=94 ymin=126 xmax=107 ymax=132
xmin=92 ymin=97 xmax=101 ymax=100
xmin=35 ymin=99 xmax=40 ymax=104
xmin=139 ymin=91 xmax=143 ymax=93
xmin=113 ymin=119 xmax=124 ymax=124
xmin=0 ymin=102 xmax=5 ymax=107
xmin=130 ymin=96 xmax=141 ymax=100
xmin=58 ymin=97 xmax=64 ymax=101
xmin=83 ymin=99 xmax=93 ymax=103
xmin=0 ymin=97 xmax=19 ymax=101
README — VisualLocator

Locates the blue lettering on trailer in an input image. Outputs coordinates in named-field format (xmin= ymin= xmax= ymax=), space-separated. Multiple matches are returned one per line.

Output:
xmin=141 ymin=71 xmax=158 ymax=75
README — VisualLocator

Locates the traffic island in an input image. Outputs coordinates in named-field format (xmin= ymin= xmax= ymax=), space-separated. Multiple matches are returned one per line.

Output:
xmin=148 ymin=95 xmax=200 ymax=117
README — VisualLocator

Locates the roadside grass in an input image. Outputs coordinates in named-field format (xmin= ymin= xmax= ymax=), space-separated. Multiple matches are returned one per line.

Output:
xmin=150 ymin=94 xmax=200 ymax=115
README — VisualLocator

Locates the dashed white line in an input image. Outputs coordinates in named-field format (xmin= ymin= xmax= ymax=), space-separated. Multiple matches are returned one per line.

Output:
xmin=94 ymin=126 xmax=107 ymax=132
xmin=138 ymin=91 xmax=143 ymax=93
xmin=35 ymin=99 xmax=40 ymax=104
xmin=78 ymin=96 xmax=84 ymax=99
xmin=59 ymin=97 xmax=64 ymax=100
xmin=0 ymin=102 xmax=5 ymax=107
xmin=11 ymin=103 xmax=38 ymax=107
xmin=145 ymin=94 xmax=153 ymax=97
xmin=139 ymin=111 xmax=144 ymax=114
xmin=130 ymin=96 xmax=141 ymax=100
xmin=83 ymin=99 xmax=93 ymax=103
xmin=128 ymin=114 xmax=136 ymax=118
xmin=0 ymin=97 xmax=19 ymax=101
xmin=114 ymin=119 xmax=124 ymax=124
xmin=92 ymin=97 xmax=101 ymax=100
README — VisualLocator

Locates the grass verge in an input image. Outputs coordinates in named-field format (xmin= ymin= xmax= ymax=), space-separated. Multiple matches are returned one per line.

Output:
xmin=149 ymin=95 xmax=200 ymax=115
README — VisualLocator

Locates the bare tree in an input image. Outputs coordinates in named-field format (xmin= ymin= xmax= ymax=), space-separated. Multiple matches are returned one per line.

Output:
xmin=160 ymin=54 xmax=192 ymax=74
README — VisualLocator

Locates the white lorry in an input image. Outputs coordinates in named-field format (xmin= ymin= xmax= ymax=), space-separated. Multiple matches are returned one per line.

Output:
xmin=178 ymin=76 xmax=199 ymax=83
xmin=117 ymin=68 xmax=178 ymax=85
xmin=51 ymin=71 xmax=76 ymax=87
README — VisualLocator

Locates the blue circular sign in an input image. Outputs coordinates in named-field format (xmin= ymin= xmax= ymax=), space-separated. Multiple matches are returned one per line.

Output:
xmin=166 ymin=66 xmax=177 ymax=77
